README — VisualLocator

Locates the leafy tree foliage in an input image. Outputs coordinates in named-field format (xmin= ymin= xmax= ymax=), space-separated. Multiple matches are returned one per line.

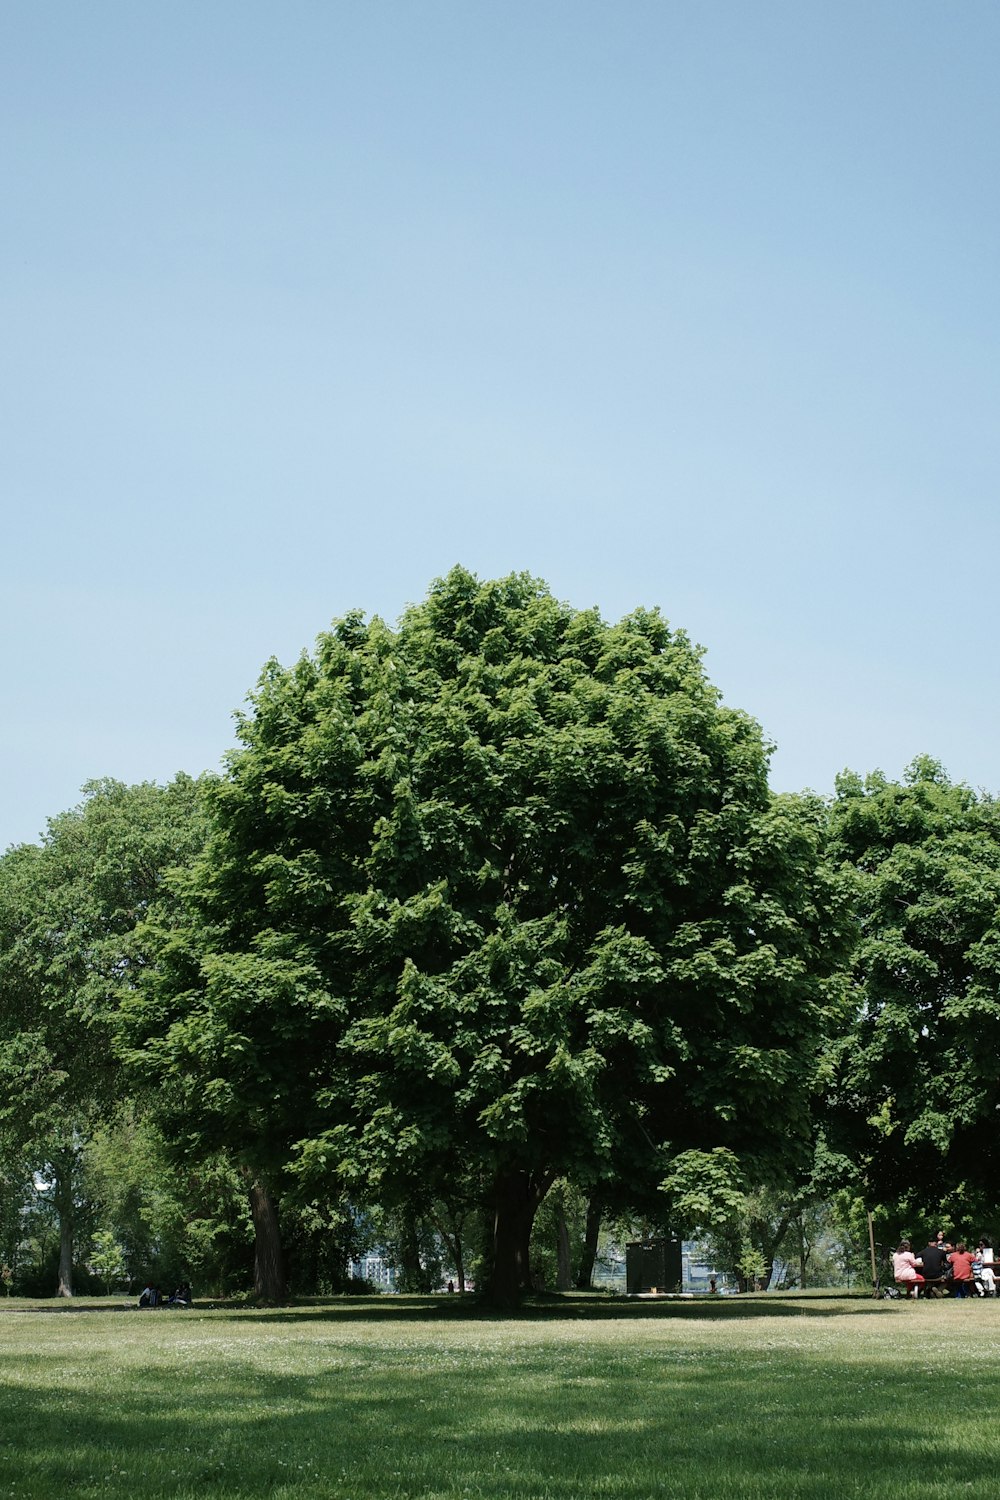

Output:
xmin=0 ymin=776 xmax=207 ymax=1293
xmin=84 ymin=1107 xmax=255 ymax=1295
xmin=530 ymin=1179 xmax=590 ymax=1291
xmin=126 ymin=569 xmax=849 ymax=1304
xmin=694 ymin=1184 xmax=834 ymax=1290
xmin=88 ymin=1229 xmax=128 ymax=1294
xmin=828 ymin=757 xmax=1000 ymax=1222
xmin=0 ymin=1136 xmax=34 ymax=1289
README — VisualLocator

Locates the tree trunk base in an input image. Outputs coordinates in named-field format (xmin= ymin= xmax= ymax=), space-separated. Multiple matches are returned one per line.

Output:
xmin=249 ymin=1179 xmax=287 ymax=1302
xmin=483 ymin=1169 xmax=551 ymax=1308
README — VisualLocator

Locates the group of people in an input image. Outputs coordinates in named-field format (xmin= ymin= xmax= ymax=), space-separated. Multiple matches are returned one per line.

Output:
xmin=137 ymin=1281 xmax=192 ymax=1308
xmin=893 ymin=1233 xmax=996 ymax=1298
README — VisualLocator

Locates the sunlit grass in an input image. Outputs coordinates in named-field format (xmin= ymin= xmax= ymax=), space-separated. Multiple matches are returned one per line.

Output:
xmin=3 ymin=1293 xmax=1000 ymax=1497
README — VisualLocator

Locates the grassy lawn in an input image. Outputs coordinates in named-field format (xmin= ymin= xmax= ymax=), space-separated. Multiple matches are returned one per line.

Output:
xmin=2 ymin=1292 xmax=999 ymax=1498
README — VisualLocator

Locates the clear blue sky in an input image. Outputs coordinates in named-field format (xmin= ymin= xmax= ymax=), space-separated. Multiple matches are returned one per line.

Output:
xmin=3 ymin=1 xmax=998 ymax=848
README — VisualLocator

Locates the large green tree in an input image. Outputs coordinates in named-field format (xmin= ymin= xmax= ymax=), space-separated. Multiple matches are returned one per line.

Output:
xmin=828 ymin=756 xmax=1000 ymax=1225
xmin=127 ymin=569 xmax=849 ymax=1305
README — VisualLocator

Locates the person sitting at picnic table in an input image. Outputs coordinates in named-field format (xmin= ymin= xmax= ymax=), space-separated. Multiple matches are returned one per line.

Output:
xmin=892 ymin=1241 xmax=924 ymax=1295
xmin=948 ymin=1242 xmax=976 ymax=1297
xmin=918 ymin=1236 xmax=951 ymax=1293
xmin=977 ymin=1240 xmax=996 ymax=1295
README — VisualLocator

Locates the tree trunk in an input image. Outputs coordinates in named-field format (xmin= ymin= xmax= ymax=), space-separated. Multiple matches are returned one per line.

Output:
xmin=57 ymin=1204 xmax=74 ymax=1298
xmin=249 ymin=1179 xmax=286 ymax=1301
xmin=555 ymin=1197 xmax=572 ymax=1291
xmin=754 ymin=1212 xmax=791 ymax=1293
xmin=52 ymin=1153 xmax=75 ymax=1298
xmin=486 ymin=1168 xmax=549 ymax=1308
xmin=454 ymin=1232 xmax=465 ymax=1293
xmin=431 ymin=1207 xmax=466 ymax=1292
xmin=396 ymin=1207 xmax=425 ymax=1292
xmin=797 ymin=1216 xmax=807 ymax=1290
xmin=576 ymin=1196 xmax=602 ymax=1290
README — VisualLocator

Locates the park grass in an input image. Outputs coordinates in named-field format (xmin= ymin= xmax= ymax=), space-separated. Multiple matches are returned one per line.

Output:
xmin=2 ymin=1292 xmax=1000 ymax=1498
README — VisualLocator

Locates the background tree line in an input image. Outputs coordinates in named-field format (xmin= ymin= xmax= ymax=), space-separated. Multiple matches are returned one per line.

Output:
xmin=2 ymin=570 xmax=999 ymax=1305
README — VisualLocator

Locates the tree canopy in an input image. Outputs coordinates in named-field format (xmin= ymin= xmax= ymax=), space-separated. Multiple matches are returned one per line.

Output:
xmin=828 ymin=756 xmax=1000 ymax=1225
xmin=124 ymin=568 xmax=850 ymax=1303
xmin=0 ymin=775 xmax=207 ymax=1293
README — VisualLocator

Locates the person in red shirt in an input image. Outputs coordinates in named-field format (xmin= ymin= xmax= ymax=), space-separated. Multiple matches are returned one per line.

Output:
xmin=949 ymin=1242 xmax=976 ymax=1297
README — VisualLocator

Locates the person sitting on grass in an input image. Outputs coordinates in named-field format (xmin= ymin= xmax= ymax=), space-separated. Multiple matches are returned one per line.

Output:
xmin=892 ymin=1241 xmax=924 ymax=1296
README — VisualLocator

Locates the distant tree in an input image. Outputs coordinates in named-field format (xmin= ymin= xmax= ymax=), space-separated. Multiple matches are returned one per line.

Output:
xmin=665 ymin=1130 xmax=855 ymax=1290
xmin=530 ymin=1180 xmax=588 ymax=1291
xmin=84 ymin=1106 xmax=254 ymax=1295
xmin=88 ymin=1229 xmax=127 ymax=1295
xmin=574 ymin=1191 xmax=605 ymax=1291
xmin=0 ymin=777 xmax=206 ymax=1294
xmin=0 ymin=1133 xmax=33 ymax=1290
xmin=427 ymin=1190 xmax=478 ymax=1294
xmin=827 ymin=757 xmax=1000 ymax=1220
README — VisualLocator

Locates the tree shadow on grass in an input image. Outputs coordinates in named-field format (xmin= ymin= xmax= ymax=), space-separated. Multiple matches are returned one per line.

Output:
xmin=0 ymin=1330 xmax=993 ymax=1498
xmin=0 ymin=1292 xmax=895 ymax=1326
xmin=201 ymin=1293 xmax=893 ymax=1327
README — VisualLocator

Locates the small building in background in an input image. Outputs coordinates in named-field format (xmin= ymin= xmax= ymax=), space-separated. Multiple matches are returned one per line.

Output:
xmin=349 ymin=1252 xmax=397 ymax=1290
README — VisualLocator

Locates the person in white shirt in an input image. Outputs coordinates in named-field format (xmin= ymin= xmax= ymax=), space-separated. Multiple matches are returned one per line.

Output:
xmin=977 ymin=1240 xmax=996 ymax=1296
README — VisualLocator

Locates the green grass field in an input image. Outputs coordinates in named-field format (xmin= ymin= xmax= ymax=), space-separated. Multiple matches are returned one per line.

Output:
xmin=2 ymin=1292 xmax=999 ymax=1498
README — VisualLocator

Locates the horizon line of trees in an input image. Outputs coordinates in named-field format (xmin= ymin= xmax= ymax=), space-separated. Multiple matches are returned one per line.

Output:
xmin=3 ymin=568 xmax=999 ymax=1306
